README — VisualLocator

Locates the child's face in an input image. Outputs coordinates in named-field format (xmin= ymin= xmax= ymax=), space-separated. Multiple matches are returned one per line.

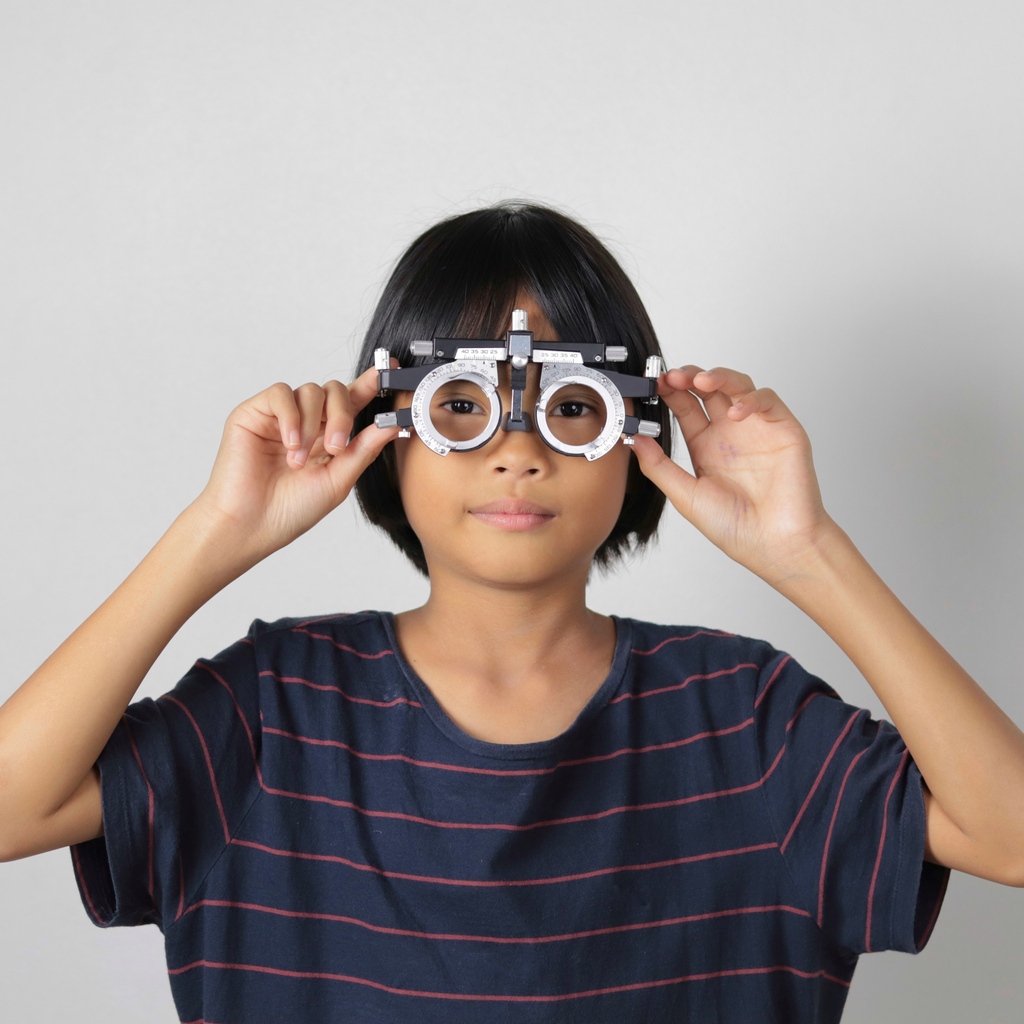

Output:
xmin=392 ymin=296 xmax=635 ymax=588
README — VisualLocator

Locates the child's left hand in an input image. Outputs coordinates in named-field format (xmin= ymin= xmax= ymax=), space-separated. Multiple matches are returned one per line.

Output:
xmin=631 ymin=366 xmax=839 ymax=586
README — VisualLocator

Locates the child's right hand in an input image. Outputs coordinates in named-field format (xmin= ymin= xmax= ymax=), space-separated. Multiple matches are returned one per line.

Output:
xmin=193 ymin=365 xmax=399 ymax=566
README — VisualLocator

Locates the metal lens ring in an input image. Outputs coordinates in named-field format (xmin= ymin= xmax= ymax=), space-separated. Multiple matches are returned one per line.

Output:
xmin=535 ymin=365 xmax=626 ymax=461
xmin=410 ymin=360 xmax=501 ymax=456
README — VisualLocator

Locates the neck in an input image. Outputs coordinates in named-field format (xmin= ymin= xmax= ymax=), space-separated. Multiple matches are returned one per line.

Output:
xmin=400 ymin=561 xmax=607 ymax=683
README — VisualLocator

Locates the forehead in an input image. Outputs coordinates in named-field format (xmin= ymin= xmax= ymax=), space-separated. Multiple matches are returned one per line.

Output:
xmin=507 ymin=292 xmax=559 ymax=341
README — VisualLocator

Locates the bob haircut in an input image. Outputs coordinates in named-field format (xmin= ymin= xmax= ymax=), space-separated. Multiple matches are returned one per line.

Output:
xmin=351 ymin=200 xmax=673 ymax=577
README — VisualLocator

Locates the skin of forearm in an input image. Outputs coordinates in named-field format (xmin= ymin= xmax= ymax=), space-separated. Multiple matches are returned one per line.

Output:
xmin=771 ymin=521 xmax=1024 ymax=871
xmin=0 ymin=501 xmax=248 ymax=846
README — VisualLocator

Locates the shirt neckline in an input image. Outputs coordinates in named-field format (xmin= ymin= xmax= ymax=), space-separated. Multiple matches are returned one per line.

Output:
xmin=378 ymin=611 xmax=633 ymax=761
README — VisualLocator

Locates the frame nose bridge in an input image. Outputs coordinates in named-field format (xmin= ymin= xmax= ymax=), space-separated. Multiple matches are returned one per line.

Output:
xmin=495 ymin=362 xmax=542 ymax=435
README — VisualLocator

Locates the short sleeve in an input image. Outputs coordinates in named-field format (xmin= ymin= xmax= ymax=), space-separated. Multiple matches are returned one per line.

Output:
xmin=752 ymin=647 xmax=950 ymax=958
xmin=70 ymin=620 xmax=264 ymax=932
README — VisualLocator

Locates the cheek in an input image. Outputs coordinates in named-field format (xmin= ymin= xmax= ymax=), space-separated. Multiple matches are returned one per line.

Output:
xmin=565 ymin=452 xmax=632 ymax=532
xmin=394 ymin=444 xmax=465 ymax=534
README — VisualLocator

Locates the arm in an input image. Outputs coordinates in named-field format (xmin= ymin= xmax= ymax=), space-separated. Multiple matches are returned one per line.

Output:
xmin=0 ymin=370 xmax=397 ymax=863
xmin=633 ymin=365 xmax=1024 ymax=887
xmin=774 ymin=522 xmax=1024 ymax=887
xmin=0 ymin=503 xmax=246 ymax=861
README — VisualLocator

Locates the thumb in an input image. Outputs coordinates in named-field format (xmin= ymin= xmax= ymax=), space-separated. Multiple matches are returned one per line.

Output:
xmin=326 ymin=421 xmax=400 ymax=500
xmin=631 ymin=435 xmax=698 ymax=521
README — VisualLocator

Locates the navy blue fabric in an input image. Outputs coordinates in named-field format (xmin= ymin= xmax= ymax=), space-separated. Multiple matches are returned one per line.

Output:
xmin=71 ymin=611 xmax=949 ymax=1023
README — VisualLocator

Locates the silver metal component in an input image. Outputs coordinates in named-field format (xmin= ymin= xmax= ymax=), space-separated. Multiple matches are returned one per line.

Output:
xmin=376 ymin=323 xmax=662 ymax=459
xmin=510 ymin=387 xmax=525 ymax=420
xmin=409 ymin=359 xmax=501 ymax=456
xmin=454 ymin=346 xmax=507 ymax=361
xmin=536 ymin=365 xmax=626 ymax=461
xmin=532 ymin=349 xmax=583 ymax=364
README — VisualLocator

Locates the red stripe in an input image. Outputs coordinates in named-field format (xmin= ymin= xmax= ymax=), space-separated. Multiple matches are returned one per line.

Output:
xmin=167 ymin=959 xmax=850 ymax=998
xmin=780 ymin=709 xmax=864 ymax=854
xmin=753 ymin=655 xmax=792 ymax=709
xmin=289 ymin=626 xmax=395 ymax=659
xmin=259 ymin=670 xmax=422 ymax=708
xmin=609 ymin=662 xmax=759 ymax=704
xmin=255 ymin=742 xmax=788 ymax=832
xmin=262 ymin=717 xmax=755 ymax=777
xmin=229 ymin=837 xmax=778 ymax=888
xmin=162 ymin=695 xmax=231 ymax=844
xmin=865 ymin=748 xmax=910 ymax=952
xmin=629 ymin=628 xmax=737 ymax=656
xmin=183 ymin=897 xmax=811 ymax=943
xmin=295 ymin=613 xmax=354 ymax=627
xmin=197 ymin=662 xmax=264 ymax=784
xmin=71 ymin=843 xmax=110 ymax=925
xmin=785 ymin=692 xmax=824 ymax=731
xmin=123 ymin=720 xmax=155 ymax=902
xmin=817 ymin=748 xmax=869 ymax=926
xmin=177 ymin=853 xmax=185 ymax=922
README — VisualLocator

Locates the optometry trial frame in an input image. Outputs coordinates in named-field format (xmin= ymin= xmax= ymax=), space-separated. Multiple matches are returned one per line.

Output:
xmin=373 ymin=309 xmax=664 ymax=460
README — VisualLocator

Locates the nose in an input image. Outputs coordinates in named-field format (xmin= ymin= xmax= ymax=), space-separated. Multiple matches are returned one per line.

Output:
xmin=485 ymin=367 xmax=551 ymax=475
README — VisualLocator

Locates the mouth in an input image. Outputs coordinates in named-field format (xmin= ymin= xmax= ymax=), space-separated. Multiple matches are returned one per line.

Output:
xmin=468 ymin=498 xmax=556 ymax=532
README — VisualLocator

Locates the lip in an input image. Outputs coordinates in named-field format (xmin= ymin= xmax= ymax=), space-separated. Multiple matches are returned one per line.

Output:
xmin=468 ymin=497 xmax=557 ymax=516
xmin=469 ymin=498 xmax=556 ymax=532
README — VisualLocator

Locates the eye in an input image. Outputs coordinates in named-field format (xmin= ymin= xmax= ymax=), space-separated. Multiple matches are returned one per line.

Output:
xmin=550 ymin=399 xmax=598 ymax=418
xmin=441 ymin=397 xmax=486 ymax=415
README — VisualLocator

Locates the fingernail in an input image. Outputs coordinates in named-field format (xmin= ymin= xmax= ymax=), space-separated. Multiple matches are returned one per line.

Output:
xmin=329 ymin=432 xmax=346 ymax=450
xmin=289 ymin=430 xmax=300 ymax=447
xmin=292 ymin=448 xmax=307 ymax=467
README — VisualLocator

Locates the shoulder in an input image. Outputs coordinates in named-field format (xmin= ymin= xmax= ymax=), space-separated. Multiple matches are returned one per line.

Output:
xmin=246 ymin=610 xmax=393 ymax=651
xmin=621 ymin=616 xmax=782 ymax=670
xmin=243 ymin=611 xmax=401 ymax=685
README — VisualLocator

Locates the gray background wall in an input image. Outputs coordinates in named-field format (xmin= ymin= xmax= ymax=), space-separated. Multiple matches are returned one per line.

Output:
xmin=2 ymin=1 xmax=1023 ymax=1020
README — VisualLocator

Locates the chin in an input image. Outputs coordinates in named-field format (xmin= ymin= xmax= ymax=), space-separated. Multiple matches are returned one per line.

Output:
xmin=429 ymin=548 xmax=594 ymax=590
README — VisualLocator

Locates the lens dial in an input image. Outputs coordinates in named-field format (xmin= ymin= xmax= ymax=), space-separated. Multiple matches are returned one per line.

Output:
xmin=410 ymin=361 xmax=501 ymax=455
xmin=535 ymin=367 xmax=625 ymax=460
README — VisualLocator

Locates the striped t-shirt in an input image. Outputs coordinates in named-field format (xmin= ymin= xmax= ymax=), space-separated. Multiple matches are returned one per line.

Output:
xmin=71 ymin=611 xmax=949 ymax=1023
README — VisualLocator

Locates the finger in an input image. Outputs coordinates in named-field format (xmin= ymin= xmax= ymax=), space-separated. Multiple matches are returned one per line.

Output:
xmin=325 ymin=419 xmax=400 ymax=496
xmin=344 ymin=358 xmax=399 ymax=414
xmin=323 ymin=358 xmax=402 ymax=454
xmin=630 ymin=434 xmax=698 ymax=521
xmin=265 ymin=382 xmax=305 ymax=454
xmin=656 ymin=374 xmax=713 ymax=446
xmin=288 ymin=383 xmax=327 ymax=467
xmin=322 ymin=380 xmax=355 ymax=454
xmin=692 ymin=367 xmax=756 ymax=420
xmin=724 ymin=386 xmax=794 ymax=424
xmin=663 ymin=365 xmax=731 ymax=420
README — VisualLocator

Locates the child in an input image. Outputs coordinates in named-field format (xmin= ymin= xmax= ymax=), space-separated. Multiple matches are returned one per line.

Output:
xmin=1 ymin=201 xmax=1022 ymax=1023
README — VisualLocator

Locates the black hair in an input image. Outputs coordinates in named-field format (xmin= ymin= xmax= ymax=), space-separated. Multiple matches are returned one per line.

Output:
xmin=351 ymin=200 xmax=673 ymax=578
